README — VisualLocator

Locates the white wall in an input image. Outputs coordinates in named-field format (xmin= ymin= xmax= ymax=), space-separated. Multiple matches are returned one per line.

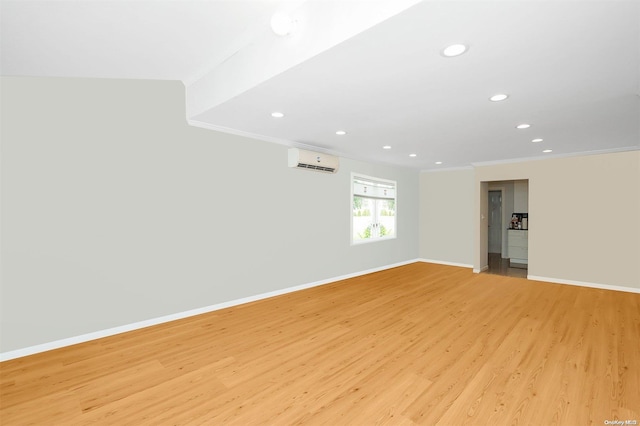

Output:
xmin=0 ymin=76 xmax=420 ymax=353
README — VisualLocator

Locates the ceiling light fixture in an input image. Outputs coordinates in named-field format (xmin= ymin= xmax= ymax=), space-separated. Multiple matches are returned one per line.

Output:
xmin=516 ymin=124 xmax=531 ymax=129
xmin=270 ymin=13 xmax=295 ymax=36
xmin=335 ymin=130 xmax=347 ymax=135
xmin=489 ymin=94 xmax=509 ymax=102
xmin=442 ymin=44 xmax=468 ymax=57
xmin=543 ymin=149 xmax=553 ymax=153
xmin=435 ymin=161 xmax=443 ymax=165
xmin=409 ymin=153 xmax=417 ymax=157
xmin=383 ymin=145 xmax=392 ymax=150
xmin=271 ymin=112 xmax=284 ymax=118
xmin=531 ymin=138 xmax=543 ymax=143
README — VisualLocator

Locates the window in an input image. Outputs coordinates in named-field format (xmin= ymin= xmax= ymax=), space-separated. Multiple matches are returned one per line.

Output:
xmin=351 ymin=173 xmax=396 ymax=244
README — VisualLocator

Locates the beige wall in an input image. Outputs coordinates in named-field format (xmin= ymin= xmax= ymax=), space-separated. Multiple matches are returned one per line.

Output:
xmin=420 ymin=151 xmax=639 ymax=289
xmin=513 ymin=180 xmax=529 ymax=213
xmin=419 ymin=168 xmax=474 ymax=266
xmin=475 ymin=151 xmax=639 ymax=289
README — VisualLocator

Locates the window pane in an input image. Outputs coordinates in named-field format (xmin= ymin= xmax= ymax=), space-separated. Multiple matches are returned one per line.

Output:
xmin=353 ymin=196 xmax=374 ymax=241
xmin=351 ymin=173 xmax=397 ymax=244
xmin=377 ymin=199 xmax=396 ymax=238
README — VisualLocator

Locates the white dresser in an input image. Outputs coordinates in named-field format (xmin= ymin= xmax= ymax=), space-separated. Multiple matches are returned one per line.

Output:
xmin=508 ymin=230 xmax=528 ymax=265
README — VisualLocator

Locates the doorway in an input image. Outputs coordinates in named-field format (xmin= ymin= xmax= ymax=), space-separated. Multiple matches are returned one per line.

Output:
xmin=483 ymin=181 xmax=529 ymax=278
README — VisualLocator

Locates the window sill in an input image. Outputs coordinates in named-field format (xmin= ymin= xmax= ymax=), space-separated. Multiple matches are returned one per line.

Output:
xmin=351 ymin=236 xmax=397 ymax=246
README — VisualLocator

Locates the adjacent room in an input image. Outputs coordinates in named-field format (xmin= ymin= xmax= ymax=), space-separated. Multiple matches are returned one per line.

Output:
xmin=1 ymin=1 xmax=639 ymax=424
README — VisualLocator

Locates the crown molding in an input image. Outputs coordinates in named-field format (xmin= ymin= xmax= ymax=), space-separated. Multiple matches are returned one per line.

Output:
xmin=471 ymin=146 xmax=639 ymax=168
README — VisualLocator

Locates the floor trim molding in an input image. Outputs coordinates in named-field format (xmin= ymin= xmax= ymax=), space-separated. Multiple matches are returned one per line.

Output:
xmin=6 ymin=261 xmax=637 ymax=361
xmin=0 ymin=259 xmax=420 ymax=362
xmin=527 ymin=275 xmax=640 ymax=294
xmin=418 ymin=258 xmax=473 ymax=269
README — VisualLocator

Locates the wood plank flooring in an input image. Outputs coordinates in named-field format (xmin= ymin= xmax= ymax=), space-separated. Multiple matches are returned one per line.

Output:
xmin=1 ymin=262 xmax=639 ymax=425
xmin=486 ymin=253 xmax=527 ymax=279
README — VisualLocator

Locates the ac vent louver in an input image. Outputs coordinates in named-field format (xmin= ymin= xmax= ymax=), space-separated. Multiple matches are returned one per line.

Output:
xmin=288 ymin=148 xmax=339 ymax=174
xmin=296 ymin=163 xmax=335 ymax=172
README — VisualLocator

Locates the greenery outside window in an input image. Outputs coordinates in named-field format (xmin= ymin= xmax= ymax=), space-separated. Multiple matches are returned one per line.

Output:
xmin=351 ymin=173 xmax=396 ymax=244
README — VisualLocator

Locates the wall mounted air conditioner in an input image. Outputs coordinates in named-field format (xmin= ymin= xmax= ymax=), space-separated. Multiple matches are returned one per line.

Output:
xmin=288 ymin=148 xmax=339 ymax=174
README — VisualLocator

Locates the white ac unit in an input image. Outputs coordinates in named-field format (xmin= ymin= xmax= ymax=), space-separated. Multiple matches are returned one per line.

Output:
xmin=288 ymin=148 xmax=339 ymax=174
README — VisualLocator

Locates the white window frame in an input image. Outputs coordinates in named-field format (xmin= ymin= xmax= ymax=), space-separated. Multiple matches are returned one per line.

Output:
xmin=350 ymin=173 xmax=397 ymax=245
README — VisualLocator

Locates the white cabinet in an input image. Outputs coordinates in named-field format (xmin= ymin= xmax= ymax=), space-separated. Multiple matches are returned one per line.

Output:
xmin=508 ymin=230 xmax=528 ymax=265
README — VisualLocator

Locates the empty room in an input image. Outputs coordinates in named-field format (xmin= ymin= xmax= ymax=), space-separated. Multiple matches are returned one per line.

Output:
xmin=1 ymin=1 xmax=639 ymax=425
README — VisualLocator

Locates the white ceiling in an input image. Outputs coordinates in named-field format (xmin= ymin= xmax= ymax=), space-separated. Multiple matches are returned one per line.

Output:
xmin=2 ymin=0 xmax=639 ymax=170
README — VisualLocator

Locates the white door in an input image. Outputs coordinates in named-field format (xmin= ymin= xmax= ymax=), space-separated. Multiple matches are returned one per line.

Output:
xmin=488 ymin=191 xmax=502 ymax=254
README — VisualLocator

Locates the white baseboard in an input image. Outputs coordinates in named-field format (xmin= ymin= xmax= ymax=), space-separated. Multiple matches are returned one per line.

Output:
xmin=0 ymin=259 xmax=420 ymax=362
xmin=418 ymin=258 xmax=473 ymax=269
xmin=473 ymin=265 xmax=489 ymax=273
xmin=527 ymin=275 xmax=640 ymax=294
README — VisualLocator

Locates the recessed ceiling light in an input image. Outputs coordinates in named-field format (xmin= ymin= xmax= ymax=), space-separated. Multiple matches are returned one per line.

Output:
xmin=383 ymin=145 xmax=392 ymax=150
xmin=489 ymin=94 xmax=509 ymax=102
xmin=271 ymin=112 xmax=284 ymax=118
xmin=335 ymin=130 xmax=347 ymax=135
xmin=270 ymin=13 xmax=295 ymax=36
xmin=435 ymin=161 xmax=443 ymax=165
xmin=531 ymin=138 xmax=543 ymax=143
xmin=516 ymin=124 xmax=531 ymax=129
xmin=543 ymin=149 xmax=553 ymax=153
xmin=442 ymin=44 xmax=468 ymax=57
xmin=409 ymin=153 xmax=417 ymax=157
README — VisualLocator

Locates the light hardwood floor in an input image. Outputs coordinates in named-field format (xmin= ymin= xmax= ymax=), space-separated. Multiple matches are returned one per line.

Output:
xmin=1 ymin=262 xmax=639 ymax=425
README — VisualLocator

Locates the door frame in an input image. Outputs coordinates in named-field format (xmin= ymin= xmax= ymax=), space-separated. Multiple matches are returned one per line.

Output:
xmin=488 ymin=189 xmax=504 ymax=256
